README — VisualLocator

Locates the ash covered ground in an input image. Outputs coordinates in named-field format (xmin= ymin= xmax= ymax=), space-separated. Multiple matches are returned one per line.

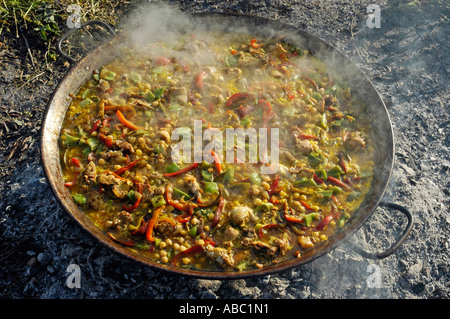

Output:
xmin=0 ymin=0 xmax=448 ymax=299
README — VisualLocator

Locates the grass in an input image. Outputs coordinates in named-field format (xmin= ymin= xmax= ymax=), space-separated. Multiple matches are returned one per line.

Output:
xmin=0 ymin=0 xmax=129 ymax=62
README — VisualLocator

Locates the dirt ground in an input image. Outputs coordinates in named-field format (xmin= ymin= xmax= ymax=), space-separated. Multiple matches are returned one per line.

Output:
xmin=0 ymin=0 xmax=448 ymax=300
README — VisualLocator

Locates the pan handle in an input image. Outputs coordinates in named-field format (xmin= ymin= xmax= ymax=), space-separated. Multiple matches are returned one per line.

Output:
xmin=348 ymin=202 xmax=414 ymax=259
xmin=56 ymin=20 xmax=115 ymax=64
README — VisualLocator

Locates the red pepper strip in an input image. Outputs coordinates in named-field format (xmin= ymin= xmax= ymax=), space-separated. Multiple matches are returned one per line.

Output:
xmin=204 ymin=239 xmax=216 ymax=247
xmin=258 ymin=99 xmax=274 ymax=126
xmin=258 ymin=99 xmax=272 ymax=115
xmin=166 ymin=183 xmax=198 ymax=213
xmin=332 ymin=195 xmax=340 ymax=205
xmin=115 ymin=159 xmax=141 ymax=176
xmin=195 ymin=70 xmax=207 ymax=90
xmin=98 ymin=133 xmax=114 ymax=149
xmin=298 ymin=133 xmax=319 ymax=140
xmin=210 ymin=150 xmax=222 ymax=174
xmin=327 ymin=176 xmax=351 ymax=190
xmin=175 ymin=202 xmax=197 ymax=223
xmin=89 ymin=119 xmax=101 ymax=134
xmin=338 ymin=151 xmax=348 ymax=173
xmin=211 ymin=197 xmax=225 ymax=228
xmin=123 ymin=183 xmax=143 ymax=212
xmin=171 ymin=245 xmax=205 ymax=266
xmin=258 ymin=224 xmax=284 ymax=238
xmin=313 ymin=174 xmax=324 ymax=184
xmin=116 ymin=110 xmax=143 ymax=131
xmin=300 ymin=200 xmax=314 ymax=211
xmin=64 ymin=173 xmax=79 ymax=188
xmin=131 ymin=220 xmax=149 ymax=236
xmin=268 ymin=175 xmax=280 ymax=196
xmin=284 ymin=214 xmax=304 ymax=223
xmin=302 ymin=76 xmax=319 ymax=91
xmin=146 ymin=205 xmax=166 ymax=242
xmin=163 ymin=162 xmax=199 ymax=177
xmin=315 ymin=215 xmax=333 ymax=231
xmin=71 ymin=158 xmax=81 ymax=167
xmin=268 ymin=196 xmax=279 ymax=204
xmin=250 ymin=39 xmax=262 ymax=49
xmin=226 ymin=92 xmax=255 ymax=108
xmin=107 ymin=232 xmax=135 ymax=246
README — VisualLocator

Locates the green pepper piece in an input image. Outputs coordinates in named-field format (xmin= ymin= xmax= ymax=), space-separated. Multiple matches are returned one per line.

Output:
xmin=173 ymin=187 xmax=191 ymax=200
xmin=82 ymin=88 xmax=91 ymax=99
xmin=254 ymin=202 xmax=274 ymax=213
xmin=153 ymin=88 xmax=165 ymax=99
xmin=130 ymin=72 xmax=141 ymax=83
xmin=249 ymin=172 xmax=261 ymax=185
xmin=222 ymin=168 xmax=234 ymax=184
xmin=308 ymin=153 xmax=323 ymax=167
xmin=317 ymin=190 xmax=333 ymax=200
xmin=201 ymin=169 xmax=214 ymax=182
xmin=225 ymin=55 xmax=238 ymax=67
xmin=327 ymin=165 xmax=344 ymax=178
xmin=103 ymin=71 xmax=116 ymax=81
xmin=329 ymin=186 xmax=343 ymax=194
xmin=337 ymin=212 xmax=350 ymax=227
xmin=315 ymin=169 xmax=327 ymax=181
xmin=295 ymin=177 xmax=309 ymax=186
xmin=347 ymin=191 xmax=361 ymax=202
xmin=304 ymin=213 xmax=318 ymax=227
xmin=169 ymin=103 xmax=182 ymax=113
xmin=81 ymin=146 xmax=90 ymax=157
xmin=79 ymin=98 xmax=91 ymax=108
xmin=86 ymin=137 xmax=98 ymax=151
xmin=204 ymin=181 xmax=218 ymax=194
xmin=189 ymin=225 xmax=198 ymax=237
xmin=146 ymin=91 xmax=156 ymax=102
xmin=165 ymin=162 xmax=180 ymax=174
xmin=72 ymin=194 xmax=86 ymax=205
xmin=312 ymin=92 xmax=322 ymax=101
xmin=282 ymin=108 xmax=295 ymax=117
xmin=127 ymin=190 xmax=136 ymax=203
xmin=61 ymin=132 xmax=80 ymax=147
xmin=319 ymin=113 xmax=328 ymax=129
xmin=93 ymin=74 xmax=100 ymax=81
xmin=240 ymin=116 xmax=251 ymax=127
xmin=151 ymin=195 xmax=166 ymax=208
xmin=200 ymin=161 xmax=213 ymax=169
xmin=229 ymin=182 xmax=251 ymax=192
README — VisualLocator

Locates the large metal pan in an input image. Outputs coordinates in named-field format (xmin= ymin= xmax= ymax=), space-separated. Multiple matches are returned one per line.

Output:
xmin=41 ymin=13 xmax=413 ymax=279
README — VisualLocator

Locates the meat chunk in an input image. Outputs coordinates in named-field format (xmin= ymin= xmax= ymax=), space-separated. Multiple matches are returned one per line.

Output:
xmin=172 ymin=87 xmax=188 ymax=104
xmin=205 ymin=245 xmax=235 ymax=269
xmin=87 ymin=190 xmax=104 ymax=209
xmin=79 ymin=161 xmax=97 ymax=185
xmin=344 ymin=131 xmax=366 ymax=151
xmin=223 ymin=226 xmax=240 ymax=242
xmin=109 ymin=210 xmax=133 ymax=231
xmin=295 ymin=139 xmax=314 ymax=155
xmin=183 ymin=174 xmax=202 ymax=202
xmin=115 ymin=140 xmax=135 ymax=153
xmin=97 ymin=172 xmax=132 ymax=199
xmin=229 ymin=205 xmax=255 ymax=227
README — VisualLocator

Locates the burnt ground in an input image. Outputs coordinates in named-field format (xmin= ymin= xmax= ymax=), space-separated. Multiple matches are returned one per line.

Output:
xmin=0 ymin=0 xmax=448 ymax=301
